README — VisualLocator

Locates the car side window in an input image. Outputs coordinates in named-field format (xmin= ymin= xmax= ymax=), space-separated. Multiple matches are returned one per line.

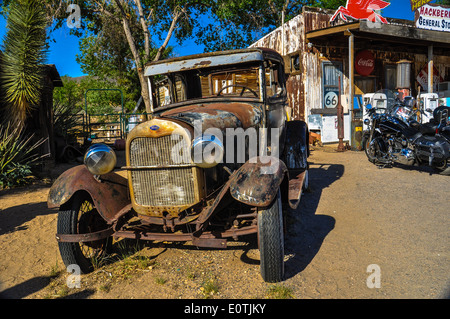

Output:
xmin=155 ymin=77 xmax=171 ymax=106
xmin=265 ymin=61 xmax=285 ymax=98
xmin=154 ymin=74 xmax=187 ymax=106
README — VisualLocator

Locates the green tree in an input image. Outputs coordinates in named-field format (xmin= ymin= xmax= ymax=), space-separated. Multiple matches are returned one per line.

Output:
xmin=53 ymin=76 xmax=133 ymax=114
xmin=42 ymin=0 xmax=209 ymax=114
xmin=195 ymin=0 xmax=347 ymax=52
xmin=2 ymin=0 xmax=347 ymax=115
xmin=436 ymin=0 xmax=450 ymax=5
xmin=43 ymin=0 xmax=347 ymax=114
xmin=0 ymin=0 xmax=48 ymax=126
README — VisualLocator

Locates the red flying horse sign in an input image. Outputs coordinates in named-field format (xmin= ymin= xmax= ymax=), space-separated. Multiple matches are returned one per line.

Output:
xmin=330 ymin=0 xmax=390 ymax=24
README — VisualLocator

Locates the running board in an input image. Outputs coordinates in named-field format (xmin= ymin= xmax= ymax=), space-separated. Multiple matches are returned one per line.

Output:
xmin=288 ymin=170 xmax=306 ymax=210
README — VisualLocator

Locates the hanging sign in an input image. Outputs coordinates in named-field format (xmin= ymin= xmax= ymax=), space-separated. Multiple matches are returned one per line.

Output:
xmin=415 ymin=4 xmax=450 ymax=32
xmin=355 ymin=50 xmax=375 ymax=76
xmin=330 ymin=0 xmax=390 ymax=24
xmin=416 ymin=64 xmax=444 ymax=91
xmin=410 ymin=0 xmax=432 ymax=12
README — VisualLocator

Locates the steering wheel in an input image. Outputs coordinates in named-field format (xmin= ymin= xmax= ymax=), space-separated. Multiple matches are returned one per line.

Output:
xmin=216 ymin=84 xmax=258 ymax=97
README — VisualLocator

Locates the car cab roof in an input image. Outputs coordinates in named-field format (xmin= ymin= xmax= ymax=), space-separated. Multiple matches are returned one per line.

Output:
xmin=144 ymin=48 xmax=282 ymax=77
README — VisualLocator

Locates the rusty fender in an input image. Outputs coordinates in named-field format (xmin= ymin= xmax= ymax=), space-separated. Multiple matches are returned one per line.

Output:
xmin=282 ymin=120 xmax=309 ymax=171
xmin=229 ymin=156 xmax=288 ymax=207
xmin=47 ymin=165 xmax=130 ymax=223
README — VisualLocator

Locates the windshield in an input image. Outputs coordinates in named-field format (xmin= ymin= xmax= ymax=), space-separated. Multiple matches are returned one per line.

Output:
xmin=148 ymin=60 xmax=285 ymax=110
xmin=149 ymin=65 xmax=261 ymax=109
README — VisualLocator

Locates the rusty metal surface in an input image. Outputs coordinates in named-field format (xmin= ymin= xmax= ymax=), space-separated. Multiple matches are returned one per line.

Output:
xmin=161 ymin=102 xmax=263 ymax=132
xmin=303 ymin=8 xmax=334 ymax=34
xmin=55 ymin=221 xmax=256 ymax=248
xmin=124 ymin=119 xmax=205 ymax=218
xmin=252 ymin=6 xmax=450 ymax=127
xmin=229 ymin=156 xmax=288 ymax=207
xmin=144 ymin=48 xmax=265 ymax=76
xmin=47 ymin=165 xmax=130 ymax=223
xmin=55 ymin=226 xmax=115 ymax=243
xmin=192 ymin=237 xmax=227 ymax=249
xmin=194 ymin=176 xmax=234 ymax=233
xmin=114 ymin=225 xmax=257 ymax=248
xmin=144 ymin=47 xmax=283 ymax=76
xmin=249 ymin=8 xmax=338 ymax=121
xmin=287 ymin=170 xmax=306 ymax=210
xmin=50 ymin=47 xmax=311 ymax=254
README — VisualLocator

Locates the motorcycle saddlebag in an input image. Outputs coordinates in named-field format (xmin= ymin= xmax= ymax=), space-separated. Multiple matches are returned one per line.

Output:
xmin=415 ymin=135 xmax=450 ymax=164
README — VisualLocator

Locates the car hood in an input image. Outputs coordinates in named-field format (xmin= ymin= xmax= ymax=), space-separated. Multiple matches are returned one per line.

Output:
xmin=160 ymin=102 xmax=263 ymax=132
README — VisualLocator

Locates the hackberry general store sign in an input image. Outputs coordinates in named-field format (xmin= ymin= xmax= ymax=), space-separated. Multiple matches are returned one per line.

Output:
xmin=415 ymin=4 xmax=450 ymax=32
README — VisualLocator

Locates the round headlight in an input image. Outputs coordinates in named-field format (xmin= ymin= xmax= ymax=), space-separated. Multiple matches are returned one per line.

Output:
xmin=84 ymin=143 xmax=117 ymax=175
xmin=191 ymin=134 xmax=224 ymax=168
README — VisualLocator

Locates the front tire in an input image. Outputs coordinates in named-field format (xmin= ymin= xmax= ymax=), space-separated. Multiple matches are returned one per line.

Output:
xmin=57 ymin=192 xmax=110 ymax=273
xmin=364 ymin=136 xmax=387 ymax=164
xmin=258 ymin=190 xmax=284 ymax=283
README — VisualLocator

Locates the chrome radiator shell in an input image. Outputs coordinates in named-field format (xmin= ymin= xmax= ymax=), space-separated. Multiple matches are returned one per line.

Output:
xmin=130 ymin=136 xmax=196 ymax=207
xmin=125 ymin=119 xmax=204 ymax=218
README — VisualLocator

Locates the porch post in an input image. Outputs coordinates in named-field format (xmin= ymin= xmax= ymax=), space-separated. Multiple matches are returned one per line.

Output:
xmin=348 ymin=32 xmax=355 ymax=147
xmin=428 ymin=45 xmax=433 ymax=93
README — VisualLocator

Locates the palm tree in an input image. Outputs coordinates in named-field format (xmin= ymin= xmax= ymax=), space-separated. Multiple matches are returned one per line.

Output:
xmin=0 ymin=0 xmax=48 ymax=126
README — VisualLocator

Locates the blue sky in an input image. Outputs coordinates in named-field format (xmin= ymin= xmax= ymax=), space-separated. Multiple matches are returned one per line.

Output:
xmin=0 ymin=1 xmax=432 ymax=78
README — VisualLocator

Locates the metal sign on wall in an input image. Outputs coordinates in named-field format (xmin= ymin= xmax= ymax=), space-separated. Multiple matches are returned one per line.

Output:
xmin=415 ymin=4 xmax=450 ymax=32
xmin=417 ymin=64 xmax=444 ymax=91
xmin=355 ymin=50 xmax=375 ymax=76
xmin=410 ymin=0 xmax=432 ymax=12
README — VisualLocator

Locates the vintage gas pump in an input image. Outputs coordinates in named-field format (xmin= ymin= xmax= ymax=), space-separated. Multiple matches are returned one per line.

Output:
xmin=419 ymin=93 xmax=439 ymax=123
xmin=362 ymin=92 xmax=387 ymax=130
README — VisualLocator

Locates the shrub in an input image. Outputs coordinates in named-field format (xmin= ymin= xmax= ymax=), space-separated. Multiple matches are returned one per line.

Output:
xmin=0 ymin=124 xmax=45 ymax=188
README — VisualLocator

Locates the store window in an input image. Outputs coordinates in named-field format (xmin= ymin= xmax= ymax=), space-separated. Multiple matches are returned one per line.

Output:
xmin=384 ymin=64 xmax=397 ymax=90
xmin=322 ymin=61 xmax=343 ymax=108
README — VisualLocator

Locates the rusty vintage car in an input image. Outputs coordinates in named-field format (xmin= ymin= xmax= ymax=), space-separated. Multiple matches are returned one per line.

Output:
xmin=48 ymin=48 xmax=309 ymax=283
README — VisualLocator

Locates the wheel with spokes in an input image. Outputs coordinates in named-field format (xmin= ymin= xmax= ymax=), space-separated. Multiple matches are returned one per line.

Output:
xmin=57 ymin=192 xmax=110 ymax=273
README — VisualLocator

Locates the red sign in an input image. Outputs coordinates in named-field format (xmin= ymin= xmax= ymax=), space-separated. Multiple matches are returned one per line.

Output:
xmin=330 ymin=0 xmax=390 ymax=24
xmin=417 ymin=64 xmax=443 ymax=91
xmin=355 ymin=50 xmax=375 ymax=76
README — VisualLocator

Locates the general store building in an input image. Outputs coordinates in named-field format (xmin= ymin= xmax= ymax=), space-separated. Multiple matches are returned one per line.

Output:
xmin=251 ymin=6 xmax=450 ymax=148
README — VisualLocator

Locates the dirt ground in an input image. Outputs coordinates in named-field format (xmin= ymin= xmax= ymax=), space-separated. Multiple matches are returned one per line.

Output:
xmin=0 ymin=145 xmax=449 ymax=299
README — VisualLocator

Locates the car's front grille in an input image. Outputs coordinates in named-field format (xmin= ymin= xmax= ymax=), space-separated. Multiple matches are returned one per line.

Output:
xmin=129 ymin=136 xmax=197 ymax=207
xmin=130 ymin=135 xmax=191 ymax=166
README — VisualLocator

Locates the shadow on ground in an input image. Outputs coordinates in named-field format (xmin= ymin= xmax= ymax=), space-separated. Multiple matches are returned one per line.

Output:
xmin=284 ymin=160 xmax=344 ymax=280
xmin=0 ymin=201 xmax=56 ymax=236
xmin=0 ymin=275 xmax=96 ymax=299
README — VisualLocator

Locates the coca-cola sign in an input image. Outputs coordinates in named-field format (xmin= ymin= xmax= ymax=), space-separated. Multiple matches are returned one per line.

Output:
xmin=355 ymin=50 xmax=375 ymax=76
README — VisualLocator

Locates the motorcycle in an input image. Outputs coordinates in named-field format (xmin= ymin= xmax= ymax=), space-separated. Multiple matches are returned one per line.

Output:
xmin=362 ymin=90 xmax=450 ymax=175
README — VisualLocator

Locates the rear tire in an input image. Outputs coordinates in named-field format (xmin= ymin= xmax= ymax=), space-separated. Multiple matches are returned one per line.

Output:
xmin=258 ymin=190 xmax=284 ymax=283
xmin=435 ymin=160 xmax=450 ymax=176
xmin=57 ymin=192 xmax=110 ymax=273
